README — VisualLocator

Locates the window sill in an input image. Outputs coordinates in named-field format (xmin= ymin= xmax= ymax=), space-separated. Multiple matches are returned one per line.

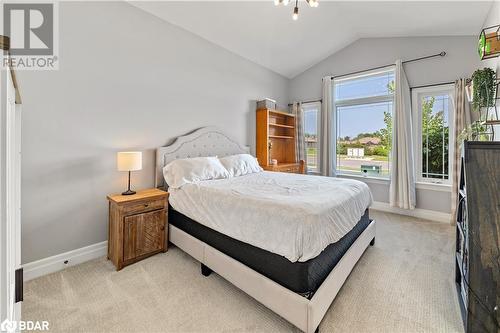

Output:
xmin=337 ymin=174 xmax=452 ymax=192
xmin=337 ymin=173 xmax=390 ymax=185
xmin=415 ymin=182 xmax=452 ymax=192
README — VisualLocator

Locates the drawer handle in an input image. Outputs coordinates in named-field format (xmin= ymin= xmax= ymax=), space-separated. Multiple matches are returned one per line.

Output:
xmin=144 ymin=204 xmax=149 ymax=208
xmin=160 ymin=226 xmax=165 ymax=231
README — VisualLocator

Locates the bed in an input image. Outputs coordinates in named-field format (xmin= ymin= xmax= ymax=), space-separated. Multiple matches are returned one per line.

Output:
xmin=156 ymin=126 xmax=376 ymax=333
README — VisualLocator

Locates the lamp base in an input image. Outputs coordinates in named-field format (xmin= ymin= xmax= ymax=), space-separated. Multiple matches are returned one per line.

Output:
xmin=121 ymin=189 xmax=136 ymax=196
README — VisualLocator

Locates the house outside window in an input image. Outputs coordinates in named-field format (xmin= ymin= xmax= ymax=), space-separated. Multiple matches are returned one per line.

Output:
xmin=333 ymin=67 xmax=395 ymax=178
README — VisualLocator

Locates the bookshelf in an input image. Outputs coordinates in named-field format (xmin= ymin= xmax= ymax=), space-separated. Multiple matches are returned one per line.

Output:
xmin=256 ymin=108 xmax=305 ymax=174
xmin=454 ymin=141 xmax=500 ymax=333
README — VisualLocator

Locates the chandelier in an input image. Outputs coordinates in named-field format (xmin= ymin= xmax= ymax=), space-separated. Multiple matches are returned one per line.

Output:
xmin=274 ymin=0 xmax=319 ymax=20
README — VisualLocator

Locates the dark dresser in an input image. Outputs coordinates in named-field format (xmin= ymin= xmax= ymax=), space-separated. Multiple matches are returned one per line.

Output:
xmin=455 ymin=141 xmax=500 ymax=333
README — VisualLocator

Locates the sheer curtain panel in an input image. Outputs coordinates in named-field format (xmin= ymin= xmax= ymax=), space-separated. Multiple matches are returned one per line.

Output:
xmin=389 ymin=60 xmax=416 ymax=209
xmin=320 ymin=77 xmax=335 ymax=176
xmin=292 ymin=102 xmax=306 ymax=172
xmin=450 ymin=79 xmax=471 ymax=224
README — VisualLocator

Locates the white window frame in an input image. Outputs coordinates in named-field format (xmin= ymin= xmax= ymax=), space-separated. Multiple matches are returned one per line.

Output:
xmin=302 ymin=101 xmax=321 ymax=174
xmin=411 ymin=84 xmax=455 ymax=186
xmin=333 ymin=66 xmax=395 ymax=179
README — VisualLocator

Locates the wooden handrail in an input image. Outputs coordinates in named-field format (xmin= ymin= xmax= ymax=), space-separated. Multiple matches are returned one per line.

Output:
xmin=1 ymin=35 xmax=22 ymax=104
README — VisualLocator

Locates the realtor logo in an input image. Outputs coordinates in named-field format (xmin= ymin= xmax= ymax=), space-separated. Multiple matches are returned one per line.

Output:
xmin=2 ymin=2 xmax=58 ymax=70
xmin=4 ymin=3 xmax=54 ymax=55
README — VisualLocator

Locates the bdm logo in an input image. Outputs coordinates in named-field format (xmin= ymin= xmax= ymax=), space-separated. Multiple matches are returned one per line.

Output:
xmin=0 ymin=319 xmax=49 ymax=332
xmin=2 ymin=2 xmax=59 ymax=70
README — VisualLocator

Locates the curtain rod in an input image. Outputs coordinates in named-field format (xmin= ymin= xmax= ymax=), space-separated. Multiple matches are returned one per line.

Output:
xmin=329 ymin=51 xmax=446 ymax=80
xmin=288 ymin=79 xmax=454 ymax=107
xmin=288 ymin=51 xmax=448 ymax=106
xmin=410 ymin=81 xmax=455 ymax=90
xmin=288 ymin=99 xmax=322 ymax=106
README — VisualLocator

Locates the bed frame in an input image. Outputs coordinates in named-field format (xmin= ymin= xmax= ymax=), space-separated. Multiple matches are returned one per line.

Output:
xmin=156 ymin=127 xmax=376 ymax=333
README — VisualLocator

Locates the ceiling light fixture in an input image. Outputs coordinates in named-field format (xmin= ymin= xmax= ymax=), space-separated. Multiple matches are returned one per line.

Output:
xmin=292 ymin=1 xmax=299 ymax=20
xmin=306 ymin=0 xmax=319 ymax=7
xmin=275 ymin=0 xmax=318 ymax=20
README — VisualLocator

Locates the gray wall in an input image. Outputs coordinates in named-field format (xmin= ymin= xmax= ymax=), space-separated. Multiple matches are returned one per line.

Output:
xmin=289 ymin=36 xmax=482 ymax=213
xmin=18 ymin=3 xmax=484 ymax=263
xmin=18 ymin=2 xmax=288 ymax=264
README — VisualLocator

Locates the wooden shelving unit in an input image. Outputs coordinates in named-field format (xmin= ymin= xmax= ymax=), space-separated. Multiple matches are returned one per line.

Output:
xmin=269 ymin=135 xmax=294 ymax=139
xmin=269 ymin=123 xmax=295 ymax=129
xmin=454 ymin=141 xmax=500 ymax=333
xmin=256 ymin=108 xmax=304 ymax=174
xmin=478 ymin=25 xmax=500 ymax=60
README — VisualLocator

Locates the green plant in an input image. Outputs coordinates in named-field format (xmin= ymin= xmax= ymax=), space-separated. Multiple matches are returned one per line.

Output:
xmin=458 ymin=121 xmax=488 ymax=142
xmin=421 ymin=97 xmax=449 ymax=177
xmin=471 ymin=67 xmax=496 ymax=111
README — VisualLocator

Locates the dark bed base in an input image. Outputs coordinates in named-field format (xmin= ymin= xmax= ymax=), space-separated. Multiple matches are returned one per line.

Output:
xmin=200 ymin=238 xmax=375 ymax=279
xmin=169 ymin=206 xmax=372 ymax=297
xmin=201 ymin=263 xmax=212 ymax=277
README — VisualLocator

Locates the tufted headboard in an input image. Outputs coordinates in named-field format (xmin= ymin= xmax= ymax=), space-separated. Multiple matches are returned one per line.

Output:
xmin=155 ymin=126 xmax=250 ymax=188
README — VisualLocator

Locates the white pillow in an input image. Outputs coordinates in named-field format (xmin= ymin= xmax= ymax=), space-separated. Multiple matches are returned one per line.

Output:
xmin=219 ymin=154 xmax=263 ymax=177
xmin=163 ymin=156 xmax=230 ymax=189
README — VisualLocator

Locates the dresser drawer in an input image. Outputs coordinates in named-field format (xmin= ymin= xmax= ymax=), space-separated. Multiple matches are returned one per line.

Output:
xmin=263 ymin=163 xmax=302 ymax=174
xmin=278 ymin=165 xmax=300 ymax=173
xmin=121 ymin=198 xmax=166 ymax=215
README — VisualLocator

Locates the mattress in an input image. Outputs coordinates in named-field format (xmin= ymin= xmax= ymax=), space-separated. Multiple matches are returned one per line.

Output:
xmin=168 ymin=171 xmax=372 ymax=262
xmin=169 ymin=207 xmax=372 ymax=297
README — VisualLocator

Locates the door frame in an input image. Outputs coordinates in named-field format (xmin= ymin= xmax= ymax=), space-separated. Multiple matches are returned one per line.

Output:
xmin=1 ymin=66 xmax=22 ymax=330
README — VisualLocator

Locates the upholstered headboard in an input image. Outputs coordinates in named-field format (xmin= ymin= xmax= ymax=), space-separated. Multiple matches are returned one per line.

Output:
xmin=155 ymin=126 xmax=250 ymax=188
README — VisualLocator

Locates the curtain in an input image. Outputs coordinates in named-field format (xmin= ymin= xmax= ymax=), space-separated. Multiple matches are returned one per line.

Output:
xmin=320 ymin=77 xmax=335 ymax=176
xmin=389 ymin=60 xmax=416 ymax=209
xmin=450 ymin=79 xmax=472 ymax=224
xmin=292 ymin=102 xmax=307 ymax=172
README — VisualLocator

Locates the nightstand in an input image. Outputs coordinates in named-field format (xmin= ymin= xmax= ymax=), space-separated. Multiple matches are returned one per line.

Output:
xmin=107 ymin=188 xmax=168 ymax=270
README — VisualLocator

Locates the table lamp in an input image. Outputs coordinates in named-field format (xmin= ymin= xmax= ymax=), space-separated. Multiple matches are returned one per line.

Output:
xmin=117 ymin=151 xmax=142 ymax=195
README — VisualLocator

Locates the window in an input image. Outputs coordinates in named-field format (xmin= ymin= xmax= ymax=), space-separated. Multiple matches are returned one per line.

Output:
xmin=302 ymin=102 xmax=321 ymax=173
xmin=412 ymin=85 xmax=454 ymax=184
xmin=334 ymin=67 xmax=394 ymax=178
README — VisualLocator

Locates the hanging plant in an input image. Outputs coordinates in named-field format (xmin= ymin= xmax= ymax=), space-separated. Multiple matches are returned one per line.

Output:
xmin=471 ymin=67 xmax=496 ymax=111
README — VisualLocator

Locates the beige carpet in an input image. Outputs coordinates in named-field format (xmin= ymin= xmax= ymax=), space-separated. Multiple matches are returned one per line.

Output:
xmin=23 ymin=211 xmax=464 ymax=333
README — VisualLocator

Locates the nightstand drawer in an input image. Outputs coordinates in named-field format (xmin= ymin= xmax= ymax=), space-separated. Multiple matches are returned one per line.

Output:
xmin=121 ymin=198 xmax=166 ymax=215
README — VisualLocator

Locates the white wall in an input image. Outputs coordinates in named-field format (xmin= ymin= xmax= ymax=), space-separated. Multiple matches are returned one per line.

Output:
xmin=289 ymin=36 xmax=482 ymax=212
xmin=482 ymin=1 xmax=500 ymax=140
xmin=17 ymin=1 xmax=288 ymax=264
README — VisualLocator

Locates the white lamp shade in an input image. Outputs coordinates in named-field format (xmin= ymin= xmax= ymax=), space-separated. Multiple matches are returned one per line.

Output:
xmin=117 ymin=152 xmax=142 ymax=171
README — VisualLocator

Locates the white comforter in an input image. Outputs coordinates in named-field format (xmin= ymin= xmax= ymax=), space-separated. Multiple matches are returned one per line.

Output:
xmin=169 ymin=171 xmax=372 ymax=262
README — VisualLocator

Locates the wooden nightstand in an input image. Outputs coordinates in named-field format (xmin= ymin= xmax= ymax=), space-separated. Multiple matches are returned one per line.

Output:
xmin=107 ymin=188 xmax=169 ymax=270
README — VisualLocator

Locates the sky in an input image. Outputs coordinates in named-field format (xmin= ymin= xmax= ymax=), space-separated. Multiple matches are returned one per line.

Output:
xmin=303 ymin=71 xmax=394 ymax=137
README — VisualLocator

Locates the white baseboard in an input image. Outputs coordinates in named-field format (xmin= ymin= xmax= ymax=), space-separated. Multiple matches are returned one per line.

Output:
xmin=370 ymin=201 xmax=451 ymax=223
xmin=23 ymin=241 xmax=108 ymax=281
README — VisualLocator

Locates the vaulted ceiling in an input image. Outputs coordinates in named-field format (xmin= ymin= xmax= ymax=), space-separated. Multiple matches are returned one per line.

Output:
xmin=130 ymin=1 xmax=493 ymax=78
